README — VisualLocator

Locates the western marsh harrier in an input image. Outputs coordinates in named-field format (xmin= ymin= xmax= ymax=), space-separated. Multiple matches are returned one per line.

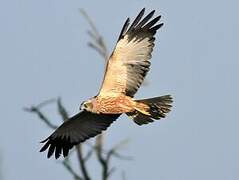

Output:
xmin=40 ymin=8 xmax=173 ymax=159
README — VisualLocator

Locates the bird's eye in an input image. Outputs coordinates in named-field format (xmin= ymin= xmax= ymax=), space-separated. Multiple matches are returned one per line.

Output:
xmin=79 ymin=102 xmax=86 ymax=110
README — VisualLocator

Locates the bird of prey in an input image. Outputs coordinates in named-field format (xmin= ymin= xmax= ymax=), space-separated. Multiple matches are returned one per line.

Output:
xmin=40 ymin=8 xmax=173 ymax=159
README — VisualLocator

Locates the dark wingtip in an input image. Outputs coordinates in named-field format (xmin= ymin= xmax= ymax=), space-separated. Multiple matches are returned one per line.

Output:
xmin=143 ymin=15 xmax=162 ymax=30
xmin=39 ymin=140 xmax=50 ymax=152
xmin=141 ymin=8 xmax=146 ymax=13
xmin=151 ymin=23 xmax=164 ymax=31
xmin=63 ymin=146 xmax=70 ymax=157
xmin=136 ymin=10 xmax=156 ymax=29
xmin=40 ymin=138 xmax=48 ymax=143
xmin=118 ymin=17 xmax=130 ymax=41
xmin=128 ymin=8 xmax=146 ymax=32
xmin=54 ymin=145 xmax=62 ymax=159
xmin=47 ymin=144 xmax=55 ymax=158
xmin=138 ymin=7 xmax=146 ymax=19
xmin=149 ymin=10 xmax=155 ymax=16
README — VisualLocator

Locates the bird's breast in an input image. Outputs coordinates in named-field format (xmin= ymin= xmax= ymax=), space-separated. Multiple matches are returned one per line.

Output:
xmin=94 ymin=95 xmax=135 ymax=114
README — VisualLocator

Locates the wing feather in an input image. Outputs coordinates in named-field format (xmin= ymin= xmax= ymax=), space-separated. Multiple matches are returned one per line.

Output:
xmin=127 ymin=8 xmax=145 ymax=32
xmin=40 ymin=111 xmax=120 ymax=158
xmin=117 ymin=18 xmax=130 ymax=41
xmin=99 ymin=9 xmax=163 ymax=97
xmin=136 ymin=10 xmax=155 ymax=29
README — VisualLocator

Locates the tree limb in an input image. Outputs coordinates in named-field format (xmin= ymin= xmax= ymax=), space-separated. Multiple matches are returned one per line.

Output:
xmin=24 ymin=100 xmax=58 ymax=130
xmin=76 ymin=145 xmax=91 ymax=180
xmin=79 ymin=8 xmax=108 ymax=60
xmin=57 ymin=97 xmax=69 ymax=122
xmin=95 ymin=135 xmax=109 ymax=180
xmin=62 ymin=158 xmax=83 ymax=180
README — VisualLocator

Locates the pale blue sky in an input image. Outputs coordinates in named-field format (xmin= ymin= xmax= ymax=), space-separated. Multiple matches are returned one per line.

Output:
xmin=0 ymin=0 xmax=239 ymax=180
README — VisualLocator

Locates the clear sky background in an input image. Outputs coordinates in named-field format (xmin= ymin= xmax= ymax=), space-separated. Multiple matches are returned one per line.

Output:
xmin=0 ymin=0 xmax=239 ymax=180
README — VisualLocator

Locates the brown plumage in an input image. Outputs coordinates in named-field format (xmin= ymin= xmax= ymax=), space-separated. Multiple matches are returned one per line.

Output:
xmin=40 ymin=8 xmax=173 ymax=159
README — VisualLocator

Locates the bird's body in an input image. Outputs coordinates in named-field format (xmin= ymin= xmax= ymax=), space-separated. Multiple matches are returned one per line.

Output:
xmin=91 ymin=95 xmax=136 ymax=114
xmin=40 ymin=8 xmax=173 ymax=159
xmin=86 ymin=95 xmax=151 ymax=115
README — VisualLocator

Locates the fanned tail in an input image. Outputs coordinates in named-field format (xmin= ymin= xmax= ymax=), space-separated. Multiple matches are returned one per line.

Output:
xmin=126 ymin=95 xmax=173 ymax=125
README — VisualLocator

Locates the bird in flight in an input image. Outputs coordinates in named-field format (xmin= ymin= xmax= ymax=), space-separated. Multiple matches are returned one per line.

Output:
xmin=40 ymin=8 xmax=173 ymax=159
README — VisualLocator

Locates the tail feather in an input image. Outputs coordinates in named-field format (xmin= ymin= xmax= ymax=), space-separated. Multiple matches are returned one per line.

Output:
xmin=127 ymin=111 xmax=154 ymax=126
xmin=126 ymin=95 xmax=173 ymax=125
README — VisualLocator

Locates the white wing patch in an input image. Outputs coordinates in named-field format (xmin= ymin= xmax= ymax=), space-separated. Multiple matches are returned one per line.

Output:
xmin=99 ymin=8 xmax=163 ymax=97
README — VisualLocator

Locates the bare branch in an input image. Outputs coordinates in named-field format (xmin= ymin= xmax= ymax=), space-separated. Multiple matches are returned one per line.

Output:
xmin=109 ymin=151 xmax=133 ymax=161
xmin=87 ymin=30 xmax=98 ymax=42
xmin=33 ymin=98 xmax=57 ymax=109
xmin=95 ymin=135 xmax=109 ymax=180
xmin=106 ymin=139 xmax=133 ymax=161
xmin=79 ymin=9 xmax=100 ymax=37
xmin=121 ymin=171 xmax=127 ymax=180
xmin=57 ymin=97 xmax=69 ymax=121
xmin=107 ymin=167 xmax=116 ymax=178
xmin=88 ymin=42 xmax=106 ymax=58
xmin=62 ymin=158 xmax=83 ymax=180
xmin=79 ymin=8 xmax=108 ymax=60
xmin=83 ymin=148 xmax=94 ymax=162
xmin=24 ymin=106 xmax=58 ymax=130
xmin=76 ymin=145 xmax=91 ymax=180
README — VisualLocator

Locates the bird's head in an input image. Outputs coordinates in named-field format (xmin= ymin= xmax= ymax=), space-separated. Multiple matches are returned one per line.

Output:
xmin=80 ymin=99 xmax=93 ymax=112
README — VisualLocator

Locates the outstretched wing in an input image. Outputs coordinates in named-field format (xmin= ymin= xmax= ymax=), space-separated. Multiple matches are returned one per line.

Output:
xmin=40 ymin=111 xmax=120 ymax=159
xmin=99 ymin=8 xmax=163 ymax=97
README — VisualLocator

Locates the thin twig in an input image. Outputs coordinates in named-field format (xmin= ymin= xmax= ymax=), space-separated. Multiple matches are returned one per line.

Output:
xmin=107 ymin=167 xmax=116 ymax=178
xmin=57 ymin=97 xmax=69 ymax=121
xmin=106 ymin=139 xmax=133 ymax=161
xmin=95 ymin=135 xmax=133 ymax=180
xmin=121 ymin=171 xmax=127 ymax=180
xmin=95 ymin=135 xmax=109 ymax=180
xmin=34 ymin=98 xmax=57 ymax=109
xmin=83 ymin=148 xmax=94 ymax=162
xmin=24 ymin=106 xmax=58 ymax=129
xmin=62 ymin=158 xmax=83 ymax=180
xmin=79 ymin=8 xmax=108 ymax=60
xmin=76 ymin=145 xmax=91 ymax=180
xmin=80 ymin=9 xmax=100 ymax=37
xmin=88 ymin=42 xmax=107 ymax=59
